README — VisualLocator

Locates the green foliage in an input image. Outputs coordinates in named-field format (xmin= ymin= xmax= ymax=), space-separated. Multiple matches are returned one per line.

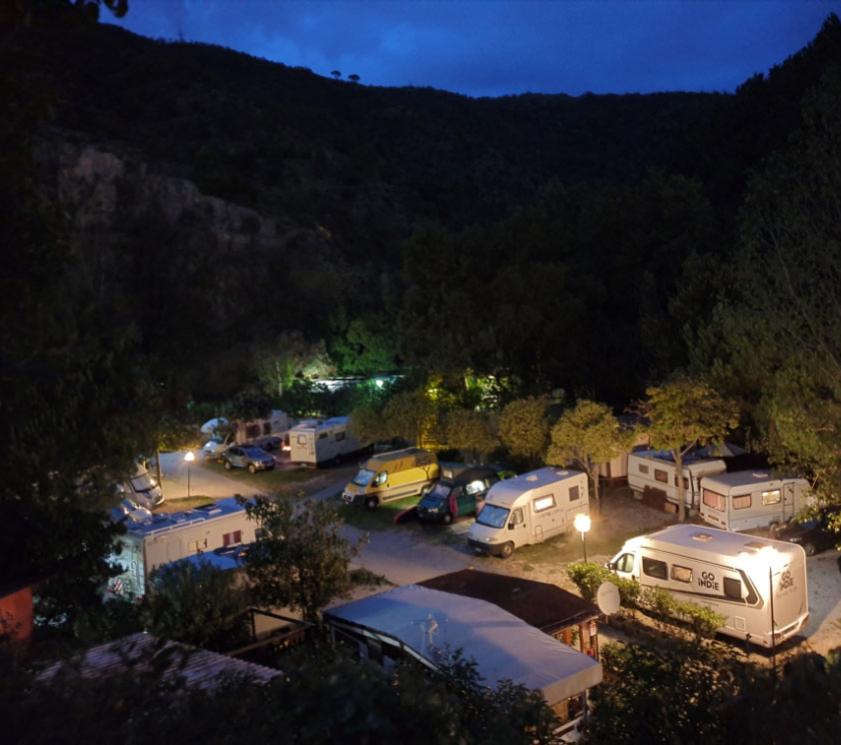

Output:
xmin=547 ymin=400 xmax=633 ymax=503
xmin=638 ymin=586 xmax=725 ymax=640
xmin=143 ymin=559 xmax=251 ymax=651
xmin=382 ymin=387 xmax=441 ymax=447
xmin=329 ymin=314 xmax=398 ymax=375
xmin=348 ymin=401 xmax=390 ymax=444
xmin=498 ymin=396 xmax=550 ymax=465
xmin=243 ymin=497 xmax=358 ymax=624
xmin=253 ymin=330 xmax=333 ymax=398
xmin=566 ymin=562 xmax=640 ymax=606
xmin=444 ymin=408 xmax=500 ymax=463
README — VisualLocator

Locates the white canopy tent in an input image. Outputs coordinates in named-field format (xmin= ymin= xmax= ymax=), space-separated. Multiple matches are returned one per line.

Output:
xmin=325 ymin=584 xmax=602 ymax=705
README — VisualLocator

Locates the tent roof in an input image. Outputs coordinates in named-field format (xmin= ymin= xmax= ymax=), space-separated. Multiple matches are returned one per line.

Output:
xmin=325 ymin=584 xmax=601 ymax=704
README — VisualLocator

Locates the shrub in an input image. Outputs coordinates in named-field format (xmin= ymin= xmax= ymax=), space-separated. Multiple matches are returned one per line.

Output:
xmin=567 ymin=562 xmax=639 ymax=606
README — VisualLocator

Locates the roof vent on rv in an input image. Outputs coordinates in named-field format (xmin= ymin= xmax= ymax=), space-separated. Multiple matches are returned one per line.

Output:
xmin=208 ymin=508 xmax=222 ymax=515
xmin=555 ymin=470 xmax=569 ymax=476
xmin=526 ymin=474 xmax=539 ymax=482
xmin=752 ymin=472 xmax=770 ymax=479
xmin=691 ymin=532 xmax=713 ymax=543
xmin=744 ymin=541 xmax=768 ymax=550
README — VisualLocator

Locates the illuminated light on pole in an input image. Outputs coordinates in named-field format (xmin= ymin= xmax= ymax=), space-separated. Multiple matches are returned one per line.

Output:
xmin=574 ymin=513 xmax=592 ymax=563
xmin=184 ymin=450 xmax=195 ymax=499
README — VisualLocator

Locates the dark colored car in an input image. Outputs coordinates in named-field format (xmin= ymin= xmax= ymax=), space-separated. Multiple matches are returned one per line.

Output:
xmin=416 ymin=465 xmax=514 ymax=525
xmin=222 ymin=445 xmax=276 ymax=473
xmin=776 ymin=508 xmax=840 ymax=556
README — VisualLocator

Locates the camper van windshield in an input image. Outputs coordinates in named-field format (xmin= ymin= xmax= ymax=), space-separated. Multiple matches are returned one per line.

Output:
xmin=420 ymin=482 xmax=452 ymax=507
xmin=476 ymin=503 xmax=510 ymax=529
xmin=352 ymin=468 xmax=376 ymax=487
xmin=130 ymin=471 xmax=155 ymax=492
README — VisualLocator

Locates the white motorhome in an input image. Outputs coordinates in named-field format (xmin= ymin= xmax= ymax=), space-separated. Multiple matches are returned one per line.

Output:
xmin=107 ymin=498 xmax=256 ymax=599
xmin=627 ymin=449 xmax=726 ymax=511
xmin=609 ymin=524 xmax=809 ymax=648
xmin=233 ymin=409 xmax=289 ymax=445
xmin=468 ymin=467 xmax=589 ymax=559
xmin=288 ymin=416 xmax=367 ymax=466
xmin=699 ymin=471 xmax=812 ymax=532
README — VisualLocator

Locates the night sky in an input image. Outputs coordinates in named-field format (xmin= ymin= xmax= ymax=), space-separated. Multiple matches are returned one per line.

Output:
xmin=113 ymin=1 xmax=841 ymax=97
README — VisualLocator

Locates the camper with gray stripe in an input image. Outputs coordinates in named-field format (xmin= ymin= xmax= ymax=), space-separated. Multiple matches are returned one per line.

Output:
xmin=608 ymin=524 xmax=809 ymax=648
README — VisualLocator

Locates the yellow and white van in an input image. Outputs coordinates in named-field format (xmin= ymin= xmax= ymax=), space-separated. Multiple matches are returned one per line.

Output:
xmin=342 ymin=448 xmax=439 ymax=509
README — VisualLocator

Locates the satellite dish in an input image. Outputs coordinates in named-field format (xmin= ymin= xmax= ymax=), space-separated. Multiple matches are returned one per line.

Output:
xmin=596 ymin=581 xmax=621 ymax=615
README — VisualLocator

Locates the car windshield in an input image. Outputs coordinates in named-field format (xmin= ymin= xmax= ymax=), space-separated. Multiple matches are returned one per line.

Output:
xmin=244 ymin=447 xmax=267 ymax=457
xmin=130 ymin=472 xmax=155 ymax=492
xmin=476 ymin=503 xmax=510 ymax=529
xmin=352 ymin=468 xmax=376 ymax=487
xmin=420 ymin=483 xmax=451 ymax=507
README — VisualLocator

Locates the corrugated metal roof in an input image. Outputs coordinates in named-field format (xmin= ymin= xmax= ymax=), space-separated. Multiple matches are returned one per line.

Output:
xmin=40 ymin=632 xmax=281 ymax=690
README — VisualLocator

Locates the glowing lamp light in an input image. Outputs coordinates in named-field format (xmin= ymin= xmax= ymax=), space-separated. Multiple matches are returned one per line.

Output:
xmin=374 ymin=377 xmax=385 ymax=389
xmin=574 ymin=513 xmax=591 ymax=563
xmin=184 ymin=450 xmax=195 ymax=499
xmin=183 ymin=451 xmax=195 ymax=463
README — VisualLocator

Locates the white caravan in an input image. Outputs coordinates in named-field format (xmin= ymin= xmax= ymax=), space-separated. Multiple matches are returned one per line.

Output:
xmin=609 ymin=524 xmax=809 ymax=648
xmin=288 ymin=416 xmax=367 ymax=466
xmin=233 ymin=409 xmax=289 ymax=445
xmin=700 ymin=471 xmax=812 ymax=532
xmin=107 ymin=498 xmax=256 ymax=599
xmin=468 ymin=467 xmax=589 ymax=559
xmin=627 ymin=449 xmax=726 ymax=511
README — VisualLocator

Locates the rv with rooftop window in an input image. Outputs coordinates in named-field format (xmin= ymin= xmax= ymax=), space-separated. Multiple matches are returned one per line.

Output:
xmin=468 ymin=467 xmax=589 ymax=559
xmin=107 ymin=498 xmax=256 ymax=599
xmin=699 ymin=471 xmax=812 ymax=533
xmin=289 ymin=416 xmax=367 ymax=466
xmin=627 ymin=449 xmax=726 ymax=511
xmin=608 ymin=524 xmax=809 ymax=647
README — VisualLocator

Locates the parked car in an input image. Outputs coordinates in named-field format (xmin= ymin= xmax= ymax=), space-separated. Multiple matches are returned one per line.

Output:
xmin=221 ymin=445 xmax=275 ymax=473
xmin=776 ymin=507 xmax=841 ymax=556
xmin=202 ymin=435 xmax=232 ymax=461
xmin=120 ymin=462 xmax=165 ymax=509
xmin=416 ymin=465 xmax=514 ymax=525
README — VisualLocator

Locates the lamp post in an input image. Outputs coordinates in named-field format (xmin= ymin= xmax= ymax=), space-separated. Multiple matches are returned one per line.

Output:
xmin=574 ymin=513 xmax=592 ymax=563
xmin=184 ymin=450 xmax=195 ymax=499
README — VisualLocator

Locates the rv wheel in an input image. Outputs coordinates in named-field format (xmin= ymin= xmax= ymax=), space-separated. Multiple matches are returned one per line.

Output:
xmin=442 ymin=513 xmax=453 ymax=525
xmin=802 ymin=542 xmax=816 ymax=557
xmin=365 ymin=497 xmax=379 ymax=510
xmin=500 ymin=542 xmax=514 ymax=559
xmin=768 ymin=522 xmax=779 ymax=537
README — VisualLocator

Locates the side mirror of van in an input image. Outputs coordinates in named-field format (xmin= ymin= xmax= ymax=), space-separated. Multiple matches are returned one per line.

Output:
xmin=507 ymin=522 xmax=515 ymax=531
xmin=606 ymin=561 xmax=616 ymax=570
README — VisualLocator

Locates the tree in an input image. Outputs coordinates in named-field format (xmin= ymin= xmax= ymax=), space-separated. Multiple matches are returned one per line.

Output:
xmin=349 ymin=401 xmax=389 ymax=444
xmin=635 ymin=378 xmax=738 ymax=521
xmin=243 ymin=497 xmax=358 ymax=625
xmin=330 ymin=69 xmax=341 ymax=79
xmin=445 ymin=409 xmax=499 ymax=464
xmin=498 ymin=396 xmax=550 ymax=465
xmin=142 ymin=559 xmax=251 ymax=651
xmin=546 ymin=400 xmax=632 ymax=509
xmin=348 ymin=73 xmax=360 ymax=83
xmin=382 ymin=388 xmax=440 ymax=447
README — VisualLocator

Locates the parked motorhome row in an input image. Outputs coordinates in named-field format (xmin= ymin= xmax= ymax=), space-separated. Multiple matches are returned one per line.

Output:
xmin=609 ymin=524 xmax=809 ymax=648
xmin=289 ymin=416 xmax=368 ymax=466
xmin=469 ymin=467 xmax=589 ymax=559
xmin=108 ymin=498 xmax=256 ymax=599
xmin=627 ymin=450 xmax=727 ymax=510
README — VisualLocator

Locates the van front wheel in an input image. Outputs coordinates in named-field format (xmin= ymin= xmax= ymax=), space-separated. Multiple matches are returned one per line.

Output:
xmin=365 ymin=497 xmax=379 ymax=510
xmin=499 ymin=542 xmax=514 ymax=559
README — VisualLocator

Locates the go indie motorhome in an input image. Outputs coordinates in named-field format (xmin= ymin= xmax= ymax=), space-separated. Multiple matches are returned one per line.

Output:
xmin=107 ymin=498 xmax=257 ymax=599
xmin=627 ymin=449 xmax=726 ymax=511
xmin=289 ymin=416 xmax=367 ymax=466
xmin=609 ymin=524 xmax=809 ymax=647
xmin=468 ymin=468 xmax=589 ymax=559
xmin=699 ymin=471 xmax=812 ymax=532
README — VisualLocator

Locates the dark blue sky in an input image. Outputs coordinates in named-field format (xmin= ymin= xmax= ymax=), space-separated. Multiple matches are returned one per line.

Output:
xmin=113 ymin=1 xmax=841 ymax=97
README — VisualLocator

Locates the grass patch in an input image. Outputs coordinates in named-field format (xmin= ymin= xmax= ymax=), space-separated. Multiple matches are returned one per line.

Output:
xmin=334 ymin=494 xmax=422 ymax=531
xmin=157 ymin=496 xmax=214 ymax=512
xmin=200 ymin=461 xmax=319 ymax=492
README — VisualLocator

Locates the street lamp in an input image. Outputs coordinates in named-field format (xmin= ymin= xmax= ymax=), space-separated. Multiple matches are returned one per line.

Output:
xmin=184 ymin=450 xmax=195 ymax=499
xmin=574 ymin=513 xmax=592 ymax=563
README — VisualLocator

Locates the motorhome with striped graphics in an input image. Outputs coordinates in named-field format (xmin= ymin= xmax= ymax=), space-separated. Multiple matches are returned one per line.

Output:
xmin=608 ymin=525 xmax=808 ymax=648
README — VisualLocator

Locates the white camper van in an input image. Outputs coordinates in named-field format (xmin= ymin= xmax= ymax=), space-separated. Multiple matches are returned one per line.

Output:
xmin=233 ymin=409 xmax=289 ymax=445
xmin=468 ymin=467 xmax=589 ymax=559
xmin=107 ymin=498 xmax=256 ymax=599
xmin=627 ymin=449 xmax=726 ymax=511
xmin=699 ymin=471 xmax=812 ymax=532
xmin=609 ymin=524 xmax=809 ymax=648
xmin=288 ymin=416 xmax=367 ymax=466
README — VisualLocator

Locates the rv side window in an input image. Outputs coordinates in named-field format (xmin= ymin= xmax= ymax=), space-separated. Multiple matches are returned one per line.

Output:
xmin=569 ymin=485 xmax=580 ymax=501
xmin=638 ymin=464 xmax=649 ymax=475
xmin=671 ymin=564 xmax=693 ymax=584
xmin=511 ymin=507 xmax=524 ymax=525
xmin=703 ymin=489 xmax=726 ymax=512
xmin=733 ymin=495 xmax=751 ymax=510
xmin=533 ymin=494 xmax=556 ymax=513
xmin=223 ymin=530 xmax=242 ymax=547
xmin=616 ymin=553 xmax=634 ymax=573
xmin=723 ymin=577 xmax=742 ymax=600
xmin=761 ymin=489 xmax=781 ymax=506
xmin=465 ymin=479 xmax=485 ymax=496
xmin=297 ymin=435 xmax=307 ymax=445
xmin=673 ymin=475 xmax=689 ymax=489
xmin=335 ymin=431 xmax=346 ymax=441
xmin=263 ymin=422 xmax=271 ymax=435
xmin=642 ymin=556 xmax=668 ymax=580
xmin=654 ymin=469 xmax=668 ymax=484
xmin=318 ymin=432 xmax=328 ymax=440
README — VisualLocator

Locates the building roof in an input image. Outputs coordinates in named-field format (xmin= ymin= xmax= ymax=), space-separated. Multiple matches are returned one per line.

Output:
xmin=39 ymin=632 xmax=281 ymax=690
xmin=123 ymin=497 xmax=248 ymax=538
xmin=419 ymin=569 xmax=598 ymax=632
xmin=325 ymin=584 xmax=601 ymax=705
xmin=485 ymin=467 xmax=583 ymax=508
